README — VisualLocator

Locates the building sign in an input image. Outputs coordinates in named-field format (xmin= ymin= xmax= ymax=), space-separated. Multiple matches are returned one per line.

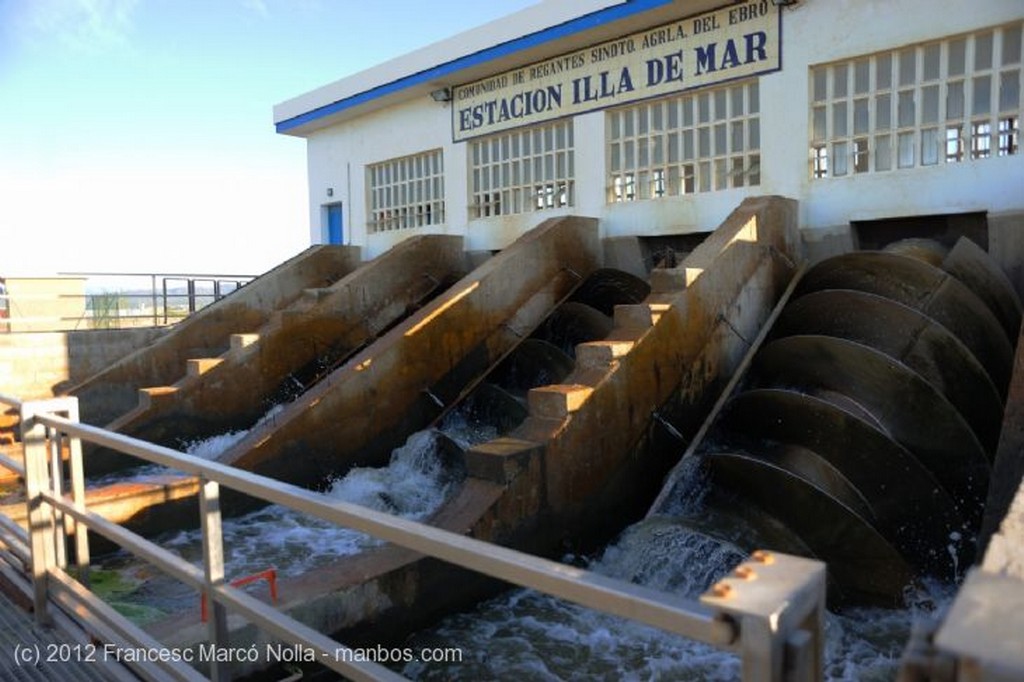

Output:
xmin=452 ymin=1 xmax=781 ymax=142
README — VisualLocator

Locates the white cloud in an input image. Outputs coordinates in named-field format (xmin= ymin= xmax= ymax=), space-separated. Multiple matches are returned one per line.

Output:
xmin=15 ymin=0 xmax=140 ymax=53
xmin=239 ymin=0 xmax=270 ymax=18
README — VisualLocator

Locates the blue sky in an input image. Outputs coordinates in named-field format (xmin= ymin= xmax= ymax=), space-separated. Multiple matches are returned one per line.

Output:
xmin=0 ymin=0 xmax=536 ymax=276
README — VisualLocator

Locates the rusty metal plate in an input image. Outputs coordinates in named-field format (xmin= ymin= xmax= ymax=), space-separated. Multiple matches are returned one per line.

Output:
xmin=942 ymin=236 xmax=1023 ymax=344
xmin=569 ymin=267 xmax=652 ymax=317
xmin=794 ymin=252 xmax=1013 ymax=394
xmin=488 ymin=338 xmax=575 ymax=398
xmin=749 ymin=335 xmax=990 ymax=527
xmin=716 ymin=388 xmax=969 ymax=577
xmin=773 ymin=289 xmax=1003 ymax=451
xmin=450 ymin=382 xmax=528 ymax=435
xmin=532 ymin=302 xmax=613 ymax=358
xmin=706 ymin=450 xmax=915 ymax=606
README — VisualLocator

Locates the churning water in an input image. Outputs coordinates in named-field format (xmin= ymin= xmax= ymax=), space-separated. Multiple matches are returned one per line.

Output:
xmin=401 ymin=514 xmax=953 ymax=681
xmin=396 ymin=453 xmax=955 ymax=681
xmin=96 ymin=409 xmax=952 ymax=680
xmin=88 ymin=405 xmax=283 ymax=485
xmin=159 ymin=426 xmax=465 ymax=579
xmin=96 ymin=410 xmax=489 ymax=617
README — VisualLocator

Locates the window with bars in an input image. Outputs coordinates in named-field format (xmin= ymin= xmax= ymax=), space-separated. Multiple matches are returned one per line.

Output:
xmin=810 ymin=22 xmax=1022 ymax=178
xmin=468 ymin=121 xmax=574 ymax=219
xmin=367 ymin=150 xmax=445 ymax=233
xmin=607 ymin=80 xmax=760 ymax=202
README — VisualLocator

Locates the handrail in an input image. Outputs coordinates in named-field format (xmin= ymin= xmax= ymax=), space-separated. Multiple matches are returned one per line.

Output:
xmin=35 ymin=410 xmax=737 ymax=646
xmin=0 ymin=271 xmax=253 ymax=332
xmin=0 ymin=392 xmax=25 ymax=477
xmin=1 ymin=392 xmax=826 ymax=681
xmin=201 ymin=569 xmax=277 ymax=622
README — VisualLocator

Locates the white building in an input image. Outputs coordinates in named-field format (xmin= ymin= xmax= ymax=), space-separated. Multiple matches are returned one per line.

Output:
xmin=274 ymin=0 xmax=1024 ymax=280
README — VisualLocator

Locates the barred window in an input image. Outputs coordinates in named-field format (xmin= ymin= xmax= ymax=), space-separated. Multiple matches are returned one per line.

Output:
xmin=367 ymin=150 xmax=445 ymax=233
xmin=469 ymin=121 xmax=574 ymax=219
xmin=607 ymin=80 xmax=760 ymax=202
xmin=810 ymin=22 xmax=1022 ymax=178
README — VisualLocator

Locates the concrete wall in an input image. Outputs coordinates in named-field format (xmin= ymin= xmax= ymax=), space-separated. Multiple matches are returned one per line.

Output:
xmin=989 ymin=211 xmax=1024 ymax=299
xmin=467 ymin=195 xmax=801 ymax=550
xmin=1 ymin=277 xmax=87 ymax=333
xmin=293 ymin=0 xmax=1024 ymax=260
xmin=67 ymin=245 xmax=362 ymax=426
xmin=0 ymin=328 xmax=166 ymax=401
xmin=980 ymin=322 xmax=1024 ymax=569
xmin=222 ymin=216 xmax=602 ymax=490
xmin=108 ymin=235 xmax=470 ymax=447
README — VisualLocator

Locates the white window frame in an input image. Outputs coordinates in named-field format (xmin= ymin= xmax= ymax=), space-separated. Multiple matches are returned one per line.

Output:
xmin=809 ymin=21 xmax=1023 ymax=179
xmin=607 ymin=79 xmax=761 ymax=203
xmin=468 ymin=121 xmax=574 ymax=219
xmin=367 ymin=149 xmax=445 ymax=233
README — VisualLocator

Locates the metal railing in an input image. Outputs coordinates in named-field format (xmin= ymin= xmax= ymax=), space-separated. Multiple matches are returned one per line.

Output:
xmin=0 ymin=272 xmax=254 ymax=333
xmin=0 ymin=391 xmax=826 ymax=682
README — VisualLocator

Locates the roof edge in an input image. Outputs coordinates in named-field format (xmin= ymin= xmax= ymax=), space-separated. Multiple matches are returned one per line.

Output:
xmin=274 ymin=0 xmax=677 ymax=136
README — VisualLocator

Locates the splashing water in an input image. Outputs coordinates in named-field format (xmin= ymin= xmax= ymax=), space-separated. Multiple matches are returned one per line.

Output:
xmin=98 ymin=425 xmax=469 ymax=617
xmin=89 ymin=405 xmax=284 ymax=485
xmin=160 ymin=428 xmax=464 ymax=579
xmin=402 ymin=516 xmax=954 ymax=681
xmin=94 ymin=406 xmax=954 ymax=680
xmin=438 ymin=409 xmax=500 ymax=451
xmin=404 ymin=518 xmax=746 ymax=681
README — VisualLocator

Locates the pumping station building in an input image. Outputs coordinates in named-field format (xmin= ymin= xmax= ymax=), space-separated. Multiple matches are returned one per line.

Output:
xmin=4 ymin=1 xmax=1024 ymax=680
xmin=275 ymin=0 xmax=1024 ymax=275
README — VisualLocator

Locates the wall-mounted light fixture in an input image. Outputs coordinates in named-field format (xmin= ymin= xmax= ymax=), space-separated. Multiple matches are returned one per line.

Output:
xmin=430 ymin=87 xmax=453 ymax=103
xmin=327 ymin=187 xmax=334 ymax=197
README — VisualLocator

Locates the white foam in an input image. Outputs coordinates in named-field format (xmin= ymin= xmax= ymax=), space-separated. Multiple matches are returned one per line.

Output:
xmin=91 ymin=404 xmax=286 ymax=485
xmin=156 ymin=427 xmax=463 ymax=579
xmin=404 ymin=519 xmax=955 ymax=681
xmin=325 ymin=429 xmax=458 ymax=518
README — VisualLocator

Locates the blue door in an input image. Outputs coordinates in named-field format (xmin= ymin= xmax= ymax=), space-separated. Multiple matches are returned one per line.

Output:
xmin=327 ymin=204 xmax=344 ymax=244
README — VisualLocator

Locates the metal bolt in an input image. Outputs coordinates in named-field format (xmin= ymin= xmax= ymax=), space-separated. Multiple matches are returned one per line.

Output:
xmin=711 ymin=581 xmax=733 ymax=598
xmin=734 ymin=565 xmax=757 ymax=581
xmin=751 ymin=550 xmax=775 ymax=565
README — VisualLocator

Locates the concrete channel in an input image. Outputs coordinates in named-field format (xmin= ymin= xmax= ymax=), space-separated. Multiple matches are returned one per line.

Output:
xmin=4 ymin=194 xmax=1024 ymax=679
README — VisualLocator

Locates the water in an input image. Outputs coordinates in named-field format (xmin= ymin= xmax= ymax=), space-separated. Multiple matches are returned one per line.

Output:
xmin=401 ymin=516 xmax=954 ymax=681
xmin=398 ymin=453 xmax=956 ymax=682
xmin=157 ymin=427 xmax=464 ymax=578
xmin=88 ymin=405 xmax=283 ymax=485
xmin=94 ymin=409 xmax=492 ymax=618
xmin=405 ymin=519 xmax=747 ymax=681
xmin=92 ymin=406 xmax=952 ymax=679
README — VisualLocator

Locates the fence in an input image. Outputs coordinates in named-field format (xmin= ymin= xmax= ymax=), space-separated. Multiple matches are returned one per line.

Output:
xmin=0 ymin=273 xmax=253 ymax=333
xmin=0 ymin=392 xmax=826 ymax=682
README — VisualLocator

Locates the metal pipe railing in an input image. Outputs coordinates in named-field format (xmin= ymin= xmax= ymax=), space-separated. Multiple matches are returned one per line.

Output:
xmin=36 ymin=410 xmax=738 ymax=645
xmin=0 ymin=391 xmax=826 ymax=681
xmin=0 ymin=272 xmax=253 ymax=332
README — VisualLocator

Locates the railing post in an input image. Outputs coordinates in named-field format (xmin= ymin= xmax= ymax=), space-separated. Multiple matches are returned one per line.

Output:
xmin=200 ymin=476 xmax=230 ymax=681
xmin=20 ymin=402 xmax=56 ymax=624
xmin=162 ymin=277 xmax=170 ymax=324
xmin=931 ymin=567 xmax=1024 ymax=680
xmin=150 ymin=274 xmax=158 ymax=327
xmin=701 ymin=551 xmax=826 ymax=682
xmin=64 ymin=398 xmax=91 ymax=583
xmin=47 ymin=425 xmax=68 ymax=569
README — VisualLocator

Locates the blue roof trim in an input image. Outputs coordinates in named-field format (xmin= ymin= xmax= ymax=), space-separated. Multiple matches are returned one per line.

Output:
xmin=275 ymin=0 xmax=676 ymax=134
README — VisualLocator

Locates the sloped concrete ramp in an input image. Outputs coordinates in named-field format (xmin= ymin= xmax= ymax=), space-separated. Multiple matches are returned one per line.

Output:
xmin=103 ymin=236 xmax=469 ymax=450
xmin=218 ymin=216 xmax=601 ymax=489
xmin=145 ymin=197 xmax=803 ymax=672
xmin=67 ymin=245 xmax=363 ymax=429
